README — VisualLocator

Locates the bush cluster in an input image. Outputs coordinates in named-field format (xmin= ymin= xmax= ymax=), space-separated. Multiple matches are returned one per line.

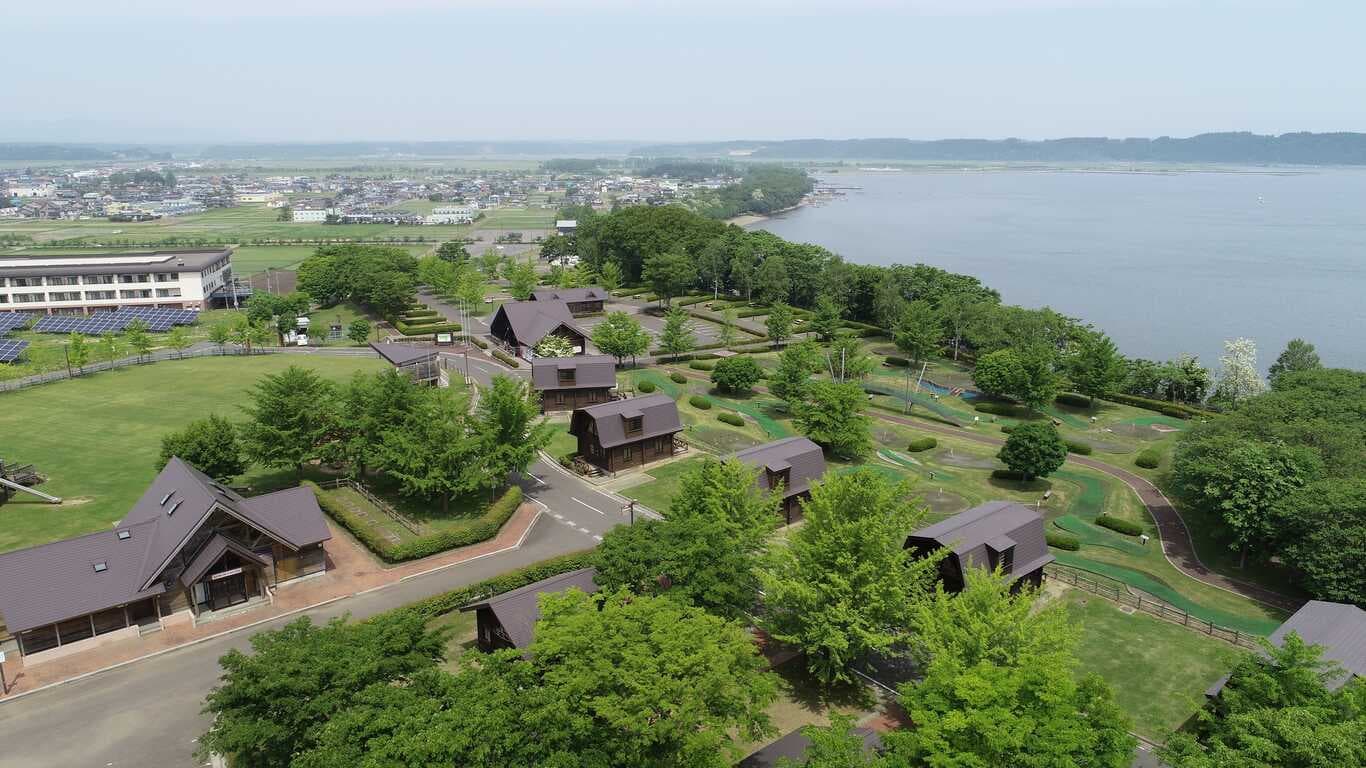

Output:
xmin=885 ymin=356 xmax=911 ymax=367
xmin=491 ymin=348 xmax=520 ymax=368
xmin=689 ymin=394 xmax=713 ymax=410
xmin=1101 ymin=392 xmax=1206 ymax=420
xmin=1046 ymin=531 xmax=1081 ymax=551
xmin=717 ymin=412 xmax=744 ymax=427
xmin=1054 ymin=392 xmax=1092 ymax=409
xmin=1135 ymin=449 xmax=1161 ymax=469
xmin=669 ymin=372 xmax=688 ymax=384
xmin=636 ymin=380 xmax=657 ymax=393
xmin=1096 ymin=514 xmax=1144 ymax=536
xmin=307 ymin=482 xmax=524 ymax=563
xmin=1064 ymin=440 xmax=1094 ymax=455
xmin=973 ymin=401 xmax=1016 ymax=416
xmin=1000 ymin=425 xmax=1016 ymax=434
xmin=393 ymin=320 xmax=462 ymax=336
xmin=689 ymin=360 xmax=715 ymax=371
xmin=907 ymin=437 xmax=938 ymax=452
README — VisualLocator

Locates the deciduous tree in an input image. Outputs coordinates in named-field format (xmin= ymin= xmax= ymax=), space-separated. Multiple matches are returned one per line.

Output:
xmin=893 ymin=300 xmax=942 ymax=369
xmin=158 ymin=414 xmax=246 ymax=481
xmin=591 ymin=310 xmax=651 ymax=365
xmin=658 ymin=307 xmax=696 ymax=361
xmin=379 ymin=387 xmax=479 ymax=514
xmin=346 ymin=318 xmax=370 ymax=345
xmin=505 ymin=260 xmax=538 ymax=300
xmin=642 ymin=249 xmax=698 ymax=308
xmin=710 ymin=355 xmax=763 ymax=394
xmin=66 ymin=331 xmax=89 ymax=373
xmin=770 ymin=340 xmax=820 ymax=410
xmin=1213 ymin=336 xmax=1264 ymax=407
xmin=471 ymin=375 xmax=554 ymax=494
xmin=794 ymin=380 xmax=871 ymax=459
xmin=240 ymin=365 xmax=339 ymax=477
xmin=1067 ymin=328 xmax=1127 ymax=404
xmin=765 ymin=302 xmax=794 ymax=347
xmin=809 ymin=295 xmax=843 ymax=342
xmin=1268 ymin=337 xmax=1321 ymax=388
xmin=997 ymin=421 xmax=1068 ymax=480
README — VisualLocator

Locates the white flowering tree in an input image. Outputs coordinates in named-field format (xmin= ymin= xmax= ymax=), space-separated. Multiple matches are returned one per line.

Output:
xmin=1214 ymin=337 xmax=1265 ymax=407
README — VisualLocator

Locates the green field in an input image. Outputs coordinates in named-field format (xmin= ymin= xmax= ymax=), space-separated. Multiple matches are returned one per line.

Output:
xmin=478 ymin=208 xmax=557 ymax=229
xmin=0 ymin=354 xmax=384 ymax=553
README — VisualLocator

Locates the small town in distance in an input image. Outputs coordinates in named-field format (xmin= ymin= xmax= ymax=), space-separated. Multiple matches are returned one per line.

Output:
xmin=1 ymin=3 xmax=1364 ymax=768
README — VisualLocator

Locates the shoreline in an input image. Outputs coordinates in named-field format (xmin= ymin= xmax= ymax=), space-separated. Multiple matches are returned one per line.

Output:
xmin=725 ymin=199 xmax=809 ymax=229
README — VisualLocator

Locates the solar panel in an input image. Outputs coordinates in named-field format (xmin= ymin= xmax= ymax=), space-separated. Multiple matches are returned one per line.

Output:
xmin=0 ymin=338 xmax=28 ymax=363
xmin=33 ymin=315 xmax=84 ymax=333
xmin=111 ymin=306 xmax=199 ymax=331
xmin=0 ymin=313 xmax=34 ymax=335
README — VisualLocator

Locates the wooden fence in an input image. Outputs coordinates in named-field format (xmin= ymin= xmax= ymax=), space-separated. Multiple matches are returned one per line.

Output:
xmin=319 ymin=478 xmax=421 ymax=535
xmin=1045 ymin=564 xmax=1263 ymax=650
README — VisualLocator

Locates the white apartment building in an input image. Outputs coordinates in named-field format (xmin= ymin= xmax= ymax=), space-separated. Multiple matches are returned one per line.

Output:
xmin=0 ymin=249 xmax=233 ymax=315
xmin=235 ymin=191 xmax=284 ymax=205
xmin=292 ymin=207 xmax=331 ymax=223
xmin=425 ymin=205 xmax=476 ymax=225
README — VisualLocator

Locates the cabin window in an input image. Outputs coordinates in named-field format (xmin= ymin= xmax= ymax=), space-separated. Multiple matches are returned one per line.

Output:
xmin=623 ymin=445 xmax=633 ymax=460
xmin=555 ymin=392 xmax=565 ymax=405
xmin=557 ymin=369 xmax=575 ymax=385
xmin=625 ymin=416 xmax=643 ymax=435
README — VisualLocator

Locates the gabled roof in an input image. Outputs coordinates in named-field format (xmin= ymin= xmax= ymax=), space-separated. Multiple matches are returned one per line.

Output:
xmin=908 ymin=501 xmax=1054 ymax=577
xmin=531 ymin=355 xmax=617 ymax=390
xmin=492 ymin=300 xmax=584 ymax=347
xmin=369 ymin=341 xmax=438 ymax=367
xmin=179 ymin=534 xmax=272 ymax=588
xmin=460 ymin=567 xmax=599 ymax=649
xmin=570 ymin=393 xmax=682 ymax=448
xmin=530 ymin=286 xmax=605 ymax=304
xmin=731 ymin=437 xmax=826 ymax=499
xmin=1269 ymin=600 xmax=1366 ymax=690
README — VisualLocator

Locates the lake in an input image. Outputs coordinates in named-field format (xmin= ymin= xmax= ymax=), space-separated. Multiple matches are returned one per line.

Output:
xmin=754 ymin=168 xmax=1366 ymax=372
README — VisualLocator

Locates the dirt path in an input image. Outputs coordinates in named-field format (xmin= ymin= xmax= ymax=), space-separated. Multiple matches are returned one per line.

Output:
xmin=668 ymin=365 xmax=1302 ymax=613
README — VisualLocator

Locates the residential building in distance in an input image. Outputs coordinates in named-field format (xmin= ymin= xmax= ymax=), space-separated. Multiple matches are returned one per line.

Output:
xmin=529 ymin=286 xmax=607 ymax=316
xmin=905 ymin=501 xmax=1054 ymax=592
xmin=555 ymin=219 xmax=577 ymax=235
xmin=0 ymin=248 xmax=232 ymax=315
xmin=234 ymin=191 xmax=283 ymax=205
xmin=425 ymin=205 xmax=476 ymax=225
xmin=369 ymin=341 xmax=441 ymax=385
xmin=460 ymin=567 xmax=599 ymax=652
xmin=569 ymin=393 xmax=685 ymax=473
xmin=0 ymin=458 xmax=330 ymax=663
xmin=291 ymin=200 xmax=333 ymax=222
xmin=489 ymin=299 xmax=587 ymax=358
xmin=731 ymin=437 xmax=827 ymax=525
xmin=531 ymin=354 xmax=617 ymax=411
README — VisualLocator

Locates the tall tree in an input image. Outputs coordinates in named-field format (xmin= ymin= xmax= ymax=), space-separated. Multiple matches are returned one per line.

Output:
xmin=753 ymin=254 xmax=792 ymax=305
xmin=591 ymin=311 xmax=651 ymax=366
xmin=717 ymin=307 xmax=739 ymax=348
xmin=642 ymin=249 xmax=698 ymax=308
xmin=1068 ymin=328 xmax=1127 ymax=405
xmin=66 ymin=331 xmax=89 ymax=373
xmin=809 ymin=295 xmax=844 ymax=342
xmin=505 ymin=260 xmax=538 ymax=300
xmin=158 ymin=414 xmax=246 ymax=481
xmin=1213 ymin=336 xmax=1264 ymax=407
xmin=436 ymin=239 xmax=469 ymax=263
xmin=379 ymin=387 xmax=479 ymax=514
xmin=1268 ymin=337 xmax=1322 ymax=388
xmin=795 ymin=380 xmax=872 ymax=459
xmin=658 ymin=307 xmax=697 ymax=361
xmin=893 ymin=300 xmax=942 ymax=369
xmin=769 ymin=340 xmax=820 ymax=410
xmin=1274 ymin=478 xmax=1366 ymax=606
xmin=997 ymin=421 xmax=1069 ymax=481
xmin=766 ymin=302 xmax=794 ymax=347
xmin=824 ymin=335 xmax=875 ymax=383
xmin=471 ymin=375 xmax=554 ymax=495
xmin=761 ymin=470 xmax=940 ymax=685
xmin=598 ymin=259 xmax=624 ymax=290
xmin=240 ymin=365 xmax=338 ymax=476
xmin=936 ymin=292 xmax=980 ymax=361
xmin=333 ymin=369 xmax=423 ymax=479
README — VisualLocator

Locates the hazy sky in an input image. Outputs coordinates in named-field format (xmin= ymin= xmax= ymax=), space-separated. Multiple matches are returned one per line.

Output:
xmin=3 ymin=0 xmax=1363 ymax=144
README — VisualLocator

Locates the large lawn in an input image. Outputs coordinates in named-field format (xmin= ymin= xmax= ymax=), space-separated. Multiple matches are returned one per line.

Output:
xmin=0 ymin=354 xmax=384 ymax=552
xmin=1053 ymin=586 xmax=1246 ymax=740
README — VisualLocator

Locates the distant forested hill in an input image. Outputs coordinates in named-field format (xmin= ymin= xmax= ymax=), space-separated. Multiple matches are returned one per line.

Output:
xmin=197 ymin=141 xmax=637 ymax=160
xmin=0 ymin=144 xmax=169 ymax=162
xmin=633 ymin=132 xmax=1366 ymax=165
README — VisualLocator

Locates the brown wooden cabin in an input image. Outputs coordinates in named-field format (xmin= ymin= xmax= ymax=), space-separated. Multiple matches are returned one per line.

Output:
xmin=731 ymin=437 xmax=827 ymax=525
xmin=569 ymin=394 xmax=684 ymax=472
xmin=489 ymin=299 xmax=587 ymax=359
xmin=459 ymin=567 xmax=599 ymax=652
xmin=905 ymin=501 xmax=1054 ymax=593
xmin=531 ymin=354 xmax=617 ymax=412
xmin=530 ymin=286 xmax=607 ymax=316
xmin=369 ymin=341 xmax=440 ymax=385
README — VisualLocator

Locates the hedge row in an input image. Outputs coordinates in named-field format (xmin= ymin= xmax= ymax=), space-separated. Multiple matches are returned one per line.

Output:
xmin=735 ymin=307 xmax=770 ymax=319
xmin=1046 ymin=531 xmax=1081 ymax=551
xmin=491 ymin=349 xmax=520 ymax=368
xmin=689 ymin=360 xmax=716 ymax=371
xmin=1096 ymin=514 xmax=1144 ymax=536
xmin=306 ymin=482 xmax=524 ymax=563
xmin=394 ymin=319 xmax=462 ymax=335
xmin=669 ymin=372 xmax=687 ymax=384
xmin=1101 ymin=392 xmax=1207 ymax=420
xmin=1135 ymin=449 xmax=1161 ymax=469
xmin=717 ymin=412 xmax=744 ymax=427
xmin=974 ymin=401 xmax=1016 ymax=416
xmin=649 ymin=340 xmax=731 ymax=356
xmin=1055 ymin=392 xmax=1092 ymax=409
xmin=637 ymin=380 xmax=657 ymax=393
xmin=389 ymin=551 xmax=598 ymax=621
xmin=675 ymin=295 xmax=712 ymax=307
xmin=1065 ymin=440 xmax=1094 ymax=455
xmin=885 ymin=356 xmax=911 ymax=367
xmin=689 ymin=395 xmax=712 ymax=410
xmin=907 ymin=437 xmax=938 ymax=452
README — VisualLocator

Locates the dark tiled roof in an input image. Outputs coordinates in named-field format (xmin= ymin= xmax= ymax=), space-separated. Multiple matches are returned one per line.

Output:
xmin=0 ymin=248 xmax=230 ymax=278
xmin=531 ymin=355 xmax=616 ymax=389
xmin=492 ymin=300 xmax=584 ymax=347
xmin=530 ymin=286 xmax=607 ymax=303
xmin=1269 ymin=600 xmax=1366 ymax=690
xmin=369 ymin=341 xmax=437 ymax=367
xmin=460 ymin=567 xmax=599 ymax=649
xmin=570 ymin=393 xmax=682 ymax=448
xmin=908 ymin=501 xmax=1054 ymax=575
xmin=178 ymin=534 xmax=271 ymax=588
xmin=731 ymin=437 xmax=826 ymax=499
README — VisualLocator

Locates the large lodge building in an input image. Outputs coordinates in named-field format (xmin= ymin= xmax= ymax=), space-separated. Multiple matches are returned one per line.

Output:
xmin=0 ymin=248 xmax=235 ymax=315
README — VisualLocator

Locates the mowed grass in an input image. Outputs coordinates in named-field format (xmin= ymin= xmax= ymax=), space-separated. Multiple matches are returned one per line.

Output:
xmin=619 ymin=455 xmax=709 ymax=513
xmin=1054 ymin=587 xmax=1246 ymax=739
xmin=0 ymin=354 xmax=384 ymax=552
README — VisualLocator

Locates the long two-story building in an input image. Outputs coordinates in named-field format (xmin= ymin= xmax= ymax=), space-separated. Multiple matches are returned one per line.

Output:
xmin=0 ymin=249 xmax=233 ymax=315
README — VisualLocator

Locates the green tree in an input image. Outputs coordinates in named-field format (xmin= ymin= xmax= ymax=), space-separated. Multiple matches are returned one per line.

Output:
xmin=887 ymin=569 xmax=1136 ymax=768
xmin=996 ymin=421 xmax=1068 ymax=480
xmin=591 ymin=310 xmax=651 ymax=366
xmin=533 ymin=334 xmax=576 ymax=358
xmin=765 ymin=302 xmax=794 ymax=347
xmin=794 ymin=380 xmax=871 ymax=459
xmin=380 ymin=387 xmax=479 ymax=514
xmin=777 ymin=715 xmax=876 ymax=768
xmin=598 ymin=259 xmax=624 ymax=290
xmin=66 ymin=332 xmax=90 ymax=373
xmin=506 ymin=260 xmax=538 ymax=300
xmin=346 ymin=318 xmax=370 ymax=345
xmin=761 ymin=470 xmax=939 ymax=685
xmin=770 ymin=340 xmax=820 ymax=410
xmin=642 ymin=248 xmax=698 ymax=307
xmin=99 ymin=331 xmax=120 ymax=365
xmin=1267 ymin=337 xmax=1322 ymax=389
xmin=333 ymin=369 xmax=423 ymax=479
xmin=166 ymin=326 xmax=193 ymax=358
xmin=809 ymin=296 xmax=843 ymax=343
xmin=893 ymin=300 xmax=942 ymax=369
xmin=240 ymin=365 xmax=338 ymax=477
xmin=1212 ymin=336 xmax=1264 ymax=408
xmin=936 ymin=292 xmax=981 ymax=361
xmin=478 ymin=247 xmax=502 ymax=278
xmin=530 ymin=589 xmax=778 ymax=766
xmin=207 ymin=322 xmax=232 ymax=354
xmin=436 ymin=239 xmax=469 ymax=263
xmin=199 ymin=613 xmax=447 ymax=768
xmin=710 ymin=355 xmax=764 ymax=394
xmin=658 ymin=307 xmax=696 ymax=361
xmin=971 ymin=348 xmax=1025 ymax=399
xmin=717 ymin=307 xmax=739 ymax=348
xmin=1274 ymin=478 xmax=1366 ymax=605
xmin=158 ymin=414 xmax=246 ymax=481
xmin=472 ymin=375 xmax=554 ymax=495
xmin=753 ymin=253 xmax=791 ymax=305
xmin=972 ymin=346 xmax=1061 ymax=411
xmin=823 ymin=335 xmax=875 ymax=383
xmin=1068 ymin=328 xmax=1127 ymax=405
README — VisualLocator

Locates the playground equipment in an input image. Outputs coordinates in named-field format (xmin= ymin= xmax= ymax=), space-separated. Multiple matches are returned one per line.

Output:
xmin=0 ymin=459 xmax=61 ymax=504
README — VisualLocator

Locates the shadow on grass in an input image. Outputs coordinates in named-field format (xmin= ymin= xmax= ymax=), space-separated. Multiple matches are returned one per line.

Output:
xmin=986 ymin=476 xmax=1054 ymax=494
xmin=775 ymin=659 xmax=879 ymax=715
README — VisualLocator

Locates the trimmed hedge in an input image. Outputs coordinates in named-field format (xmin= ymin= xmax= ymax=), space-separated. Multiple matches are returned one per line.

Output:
xmin=1064 ymin=440 xmax=1094 ymax=455
xmin=391 ymin=550 xmax=597 ymax=621
xmin=974 ymin=401 xmax=1016 ymax=416
xmin=1135 ymin=449 xmax=1161 ymax=469
xmin=1096 ymin=514 xmax=1144 ymax=536
xmin=735 ymin=307 xmax=770 ymax=319
xmin=491 ymin=348 xmax=520 ymax=368
xmin=637 ymin=380 xmax=657 ymax=393
xmin=307 ymin=482 xmax=524 ymax=563
xmin=991 ymin=469 xmax=1028 ymax=481
xmin=1102 ymin=392 xmax=1207 ymax=420
xmin=1000 ymin=425 xmax=1016 ymax=434
xmin=468 ymin=335 xmax=489 ymax=349
xmin=689 ymin=360 xmax=715 ymax=371
xmin=689 ymin=395 xmax=712 ymax=410
xmin=717 ymin=412 xmax=744 ymax=427
xmin=907 ymin=437 xmax=938 ymax=452
xmin=675 ymin=295 xmax=712 ymax=307
xmin=885 ymin=356 xmax=911 ymax=367
xmin=394 ymin=319 xmax=461 ymax=335
xmin=1055 ymin=392 xmax=1092 ymax=409
xmin=669 ymin=372 xmax=687 ymax=384
xmin=1046 ymin=531 xmax=1081 ymax=551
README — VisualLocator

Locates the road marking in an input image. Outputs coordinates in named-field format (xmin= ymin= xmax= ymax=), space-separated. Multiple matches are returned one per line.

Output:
xmin=573 ymin=497 xmax=607 ymax=515
xmin=551 ymin=512 xmax=563 ymax=520
xmin=528 ymin=473 xmax=547 ymax=487
xmin=578 ymin=526 xmax=591 ymax=534
xmin=592 ymin=534 xmax=603 ymax=541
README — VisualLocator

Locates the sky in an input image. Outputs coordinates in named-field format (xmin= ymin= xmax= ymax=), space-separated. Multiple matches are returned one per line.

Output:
xmin=3 ymin=0 xmax=1363 ymax=144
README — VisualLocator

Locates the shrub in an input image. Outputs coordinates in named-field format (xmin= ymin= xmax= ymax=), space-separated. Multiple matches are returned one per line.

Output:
xmin=990 ymin=469 xmax=1028 ymax=481
xmin=907 ymin=437 xmax=938 ymax=452
xmin=1135 ymin=449 xmax=1161 ymax=469
xmin=1096 ymin=514 xmax=1144 ymax=536
xmin=491 ymin=348 xmax=520 ymax=368
xmin=393 ymin=319 xmax=461 ymax=335
xmin=1064 ymin=439 xmax=1094 ymax=455
xmin=735 ymin=307 xmax=770 ymax=319
xmin=1046 ymin=531 xmax=1081 ymax=551
xmin=885 ymin=355 xmax=911 ymax=367
xmin=689 ymin=360 xmax=715 ymax=371
xmin=670 ymin=372 xmax=687 ymax=384
xmin=710 ymin=355 xmax=763 ymax=394
xmin=1055 ymin=392 xmax=1092 ymax=408
xmin=974 ymin=401 xmax=1016 ymax=416
xmin=468 ymin=335 xmax=489 ymax=349
xmin=689 ymin=395 xmax=712 ymax=410
xmin=1101 ymin=392 xmax=1206 ymax=420
xmin=637 ymin=379 xmax=657 ymax=393
xmin=1000 ymin=425 xmax=1016 ymax=434
xmin=717 ymin=411 xmax=744 ymax=427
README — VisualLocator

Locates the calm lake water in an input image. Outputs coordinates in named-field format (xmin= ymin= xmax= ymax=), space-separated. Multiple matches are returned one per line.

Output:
xmin=755 ymin=168 xmax=1366 ymax=372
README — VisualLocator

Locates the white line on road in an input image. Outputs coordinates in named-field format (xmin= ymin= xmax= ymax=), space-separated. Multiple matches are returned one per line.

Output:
xmin=578 ymin=526 xmax=591 ymax=534
xmin=592 ymin=534 xmax=603 ymax=541
xmin=551 ymin=512 xmax=563 ymax=520
xmin=573 ymin=497 xmax=607 ymax=515
xmin=528 ymin=473 xmax=547 ymax=487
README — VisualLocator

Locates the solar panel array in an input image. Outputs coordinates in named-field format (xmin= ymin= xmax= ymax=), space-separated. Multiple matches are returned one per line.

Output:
xmin=31 ymin=307 xmax=199 ymax=335
xmin=0 ymin=313 xmax=34 ymax=336
xmin=0 ymin=338 xmax=29 ymax=363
